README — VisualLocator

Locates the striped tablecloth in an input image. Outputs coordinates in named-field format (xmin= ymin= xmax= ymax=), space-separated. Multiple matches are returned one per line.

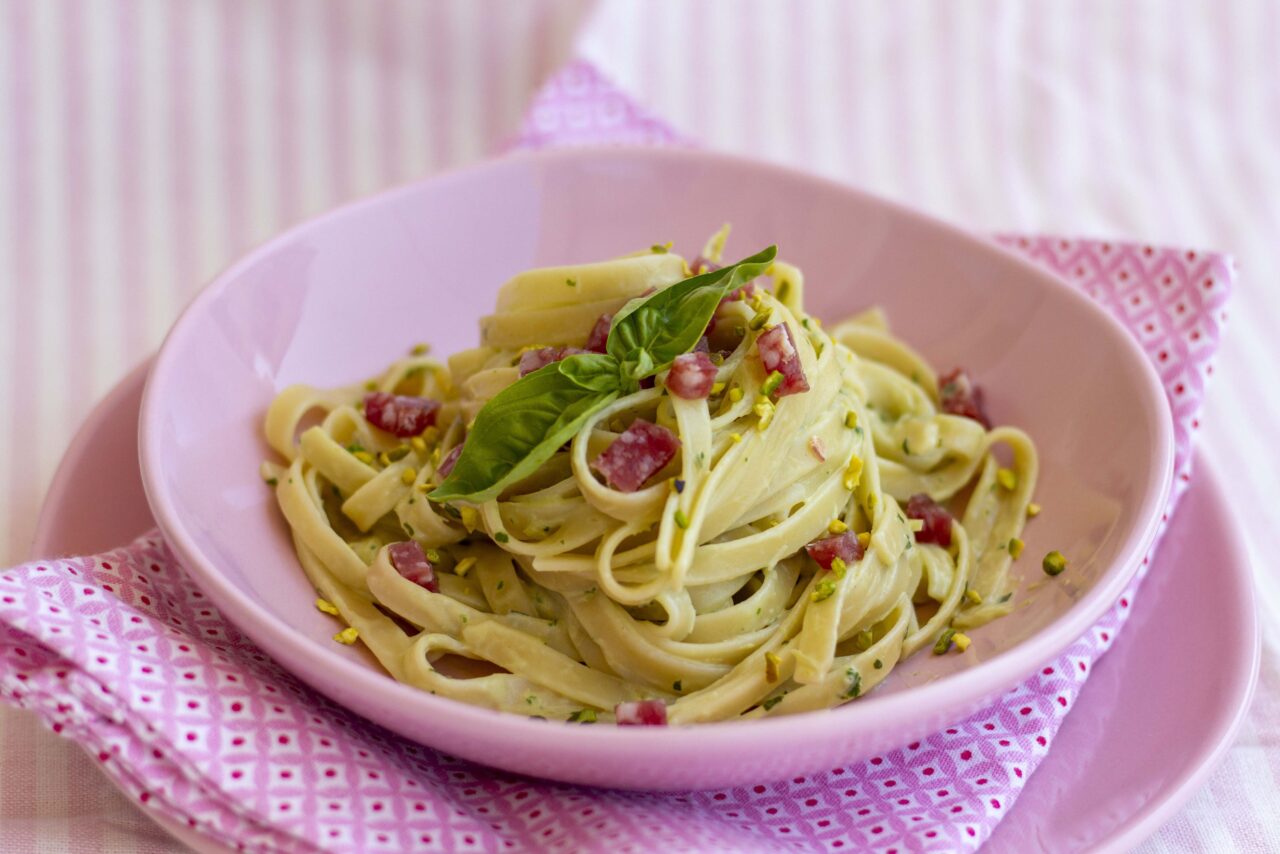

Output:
xmin=1 ymin=2 xmax=1276 ymax=851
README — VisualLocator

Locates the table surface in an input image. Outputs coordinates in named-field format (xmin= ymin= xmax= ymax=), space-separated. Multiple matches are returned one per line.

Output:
xmin=1 ymin=2 xmax=1277 ymax=851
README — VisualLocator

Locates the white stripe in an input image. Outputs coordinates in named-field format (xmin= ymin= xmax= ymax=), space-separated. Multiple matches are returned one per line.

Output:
xmin=138 ymin=0 xmax=177 ymax=345
xmin=187 ymin=0 xmax=227 ymax=281
xmin=295 ymin=6 xmax=332 ymax=218
xmin=242 ymin=0 xmax=279 ymax=239
xmin=345 ymin=2 xmax=380 ymax=195
xmin=395 ymin=1 xmax=432 ymax=178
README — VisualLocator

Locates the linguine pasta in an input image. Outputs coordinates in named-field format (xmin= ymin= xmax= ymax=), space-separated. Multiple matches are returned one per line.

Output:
xmin=262 ymin=233 xmax=1038 ymax=725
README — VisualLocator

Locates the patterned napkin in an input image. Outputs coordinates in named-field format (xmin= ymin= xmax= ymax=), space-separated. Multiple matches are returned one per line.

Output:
xmin=0 ymin=61 xmax=1232 ymax=853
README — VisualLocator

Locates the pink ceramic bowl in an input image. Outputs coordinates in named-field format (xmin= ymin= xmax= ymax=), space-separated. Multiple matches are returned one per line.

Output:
xmin=139 ymin=147 xmax=1173 ymax=790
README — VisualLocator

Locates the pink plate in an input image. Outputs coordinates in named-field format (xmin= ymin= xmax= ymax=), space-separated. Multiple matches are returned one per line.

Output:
xmin=34 ymin=361 xmax=1254 ymax=850
xmin=138 ymin=147 xmax=1175 ymax=790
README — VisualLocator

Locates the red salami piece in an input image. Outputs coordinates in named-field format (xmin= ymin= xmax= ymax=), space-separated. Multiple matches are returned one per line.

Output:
xmin=437 ymin=444 xmax=463 ymax=478
xmin=905 ymin=494 xmax=954 ymax=547
xmin=667 ymin=351 xmax=718 ymax=400
xmin=805 ymin=531 xmax=864 ymax=570
xmin=756 ymin=324 xmax=810 ymax=396
xmin=937 ymin=368 xmax=991 ymax=428
xmin=364 ymin=392 xmax=441 ymax=437
xmin=387 ymin=541 xmax=439 ymax=592
xmin=518 ymin=346 xmax=589 ymax=377
xmin=584 ymin=313 xmax=612 ymax=353
xmin=592 ymin=419 xmax=680 ymax=492
xmin=614 ymin=699 xmax=668 ymax=726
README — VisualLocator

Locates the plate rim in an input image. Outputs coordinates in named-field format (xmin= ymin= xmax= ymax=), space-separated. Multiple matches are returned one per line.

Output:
xmin=134 ymin=145 xmax=1176 ymax=772
xmin=34 ymin=353 xmax=1252 ymax=852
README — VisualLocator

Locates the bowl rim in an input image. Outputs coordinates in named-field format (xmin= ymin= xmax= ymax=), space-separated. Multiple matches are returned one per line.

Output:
xmin=138 ymin=144 xmax=1174 ymax=752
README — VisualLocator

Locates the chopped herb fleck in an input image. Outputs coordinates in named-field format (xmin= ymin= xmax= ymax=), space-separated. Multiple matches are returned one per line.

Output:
xmin=843 ymin=669 xmax=862 ymax=699
xmin=672 ymin=680 xmax=683 ymax=692
xmin=568 ymin=709 xmax=597 ymax=723
xmin=673 ymin=478 xmax=686 ymax=494
xmin=650 ymin=242 xmax=672 ymax=254
xmin=998 ymin=592 xmax=1014 ymax=603
xmin=410 ymin=343 xmax=430 ymax=355
xmin=265 ymin=477 xmax=278 ymax=486
xmin=495 ymin=531 xmax=510 ymax=543
xmin=873 ymin=659 xmax=884 ymax=670
xmin=363 ymin=380 xmax=378 ymax=391
xmin=496 ymin=580 xmax=505 ymax=590
xmin=565 ymin=277 xmax=577 ymax=287
xmin=762 ymin=695 xmax=784 ymax=711
xmin=902 ymin=438 xmax=911 ymax=455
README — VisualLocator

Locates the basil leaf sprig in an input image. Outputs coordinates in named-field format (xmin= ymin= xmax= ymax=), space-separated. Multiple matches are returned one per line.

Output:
xmin=429 ymin=246 xmax=777 ymax=504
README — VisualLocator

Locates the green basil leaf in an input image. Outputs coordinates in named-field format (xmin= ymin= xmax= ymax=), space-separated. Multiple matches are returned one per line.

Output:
xmin=606 ymin=245 xmax=777 ymax=380
xmin=428 ymin=354 xmax=621 ymax=504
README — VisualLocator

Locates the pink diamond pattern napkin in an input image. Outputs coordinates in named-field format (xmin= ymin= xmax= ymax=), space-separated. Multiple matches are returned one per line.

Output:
xmin=0 ymin=61 xmax=1233 ymax=853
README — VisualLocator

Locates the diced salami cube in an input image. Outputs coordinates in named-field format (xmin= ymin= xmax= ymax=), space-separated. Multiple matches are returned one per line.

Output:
xmin=437 ymin=443 xmax=463 ymax=478
xmin=364 ymin=392 xmax=441 ymax=437
xmin=584 ymin=313 xmax=612 ymax=353
xmin=756 ymin=324 xmax=810 ymax=397
xmin=805 ymin=531 xmax=864 ymax=570
xmin=387 ymin=541 xmax=438 ymax=592
xmin=906 ymin=494 xmax=954 ymax=547
xmin=667 ymin=351 xmax=718 ymax=399
xmin=592 ymin=419 xmax=680 ymax=492
xmin=614 ymin=699 xmax=668 ymax=726
xmin=937 ymin=368 xmax=991 ymax=428
xmin=518 ymin=346 xmax=589 ymax=377
xmin=690 ymin=256 xmax=722 ymax=275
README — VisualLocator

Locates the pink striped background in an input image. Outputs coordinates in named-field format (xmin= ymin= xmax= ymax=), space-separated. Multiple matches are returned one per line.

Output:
xmin=0 ymin=1 xmax=1277 ymax=851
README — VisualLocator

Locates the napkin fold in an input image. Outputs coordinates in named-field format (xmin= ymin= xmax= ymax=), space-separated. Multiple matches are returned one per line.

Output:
xmin=0 ymin=61 xmax=1233 ymax=853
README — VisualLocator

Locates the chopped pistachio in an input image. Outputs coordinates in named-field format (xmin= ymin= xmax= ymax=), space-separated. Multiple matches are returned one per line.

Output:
xmin=400 ymin=467 xmax=418 ymax=486
xmin=843 ymin=454 xmax=864 ymax=491
xmin=761 ymin=371 xmax=784 ymax=397
xmin=933 ymin=628 xmax=957 ymax=655
xmin=711 ymin=381 xmax=726 ymax=395
xmin=844 ymin=410 xmax=858 ymax=430
xmin=857 ymin=531 xmax=871 ymax=548
xmin=410 ymin=343 xmax=430 ymax=356
xmin=709 ymin=352 xmax=725 ymax=366
xmin=952 ymin=632 xmax=972 ymax=653
xmin=386 ymin=445 xmax=411 ymax=462
xmin=965 ymin=588 xmax=984 ymax=606
xmin=997 ymin=467 xmax=1018 ymax=491
xmin=567 ymin=708 xmax=596 ymax=723
xmin=454 ymin=556 xmax=478 ymax=577
xmin=776 ymin=279 xmax=792 ymax=303
xmin=650 ymin=241 xmax=672 ymax=254
xmin=748 ymin=309 xmax=771 ymax=331
xmin=764 ymin=652 xmax=781 ymax=683
xmin=363 ymin=380 xmax=378 ymax=391
xmin=410 ymin=436 xmax=428 ymax=455
xmin=830 ymin=557 xmax=848 ymax=579
xmin=728 ymin=387 xmax=744 ymax=403
xmin=333 ymin=627 xmax=359 ymax=645
xmin=425 ymin=549 xmax=442 ymax=563
xmin=1027 ymin=502 xmax=1042 ymax=518
xmin=353 ymin=450 xmax=375 ymax=465
xmin=1043 ymin=550 xmax=1067 ymax=576
xmin=854 ymin=629 xmax=873 ymax=651
xmin=1008 ymin=537 xmax=1025 ymax=559
xmin=754 ymin=398 xmax=775 ymax=430
xmin=459 ymin=506 xmax=479 ymax=531
xmin=315 ymin=598 xmax=340 ymax=616
xmin=674 ymin=509 xmax=690 ymax=529
xmin=828 ymin=519 xmax=849 ymax=535
xmin=811 ymin=577 xmax=838 ymax=603
xmin=907 ymin=518 xmax=924 ymax=533
xmin=729 ymin=432 xmax=743 ymax=444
